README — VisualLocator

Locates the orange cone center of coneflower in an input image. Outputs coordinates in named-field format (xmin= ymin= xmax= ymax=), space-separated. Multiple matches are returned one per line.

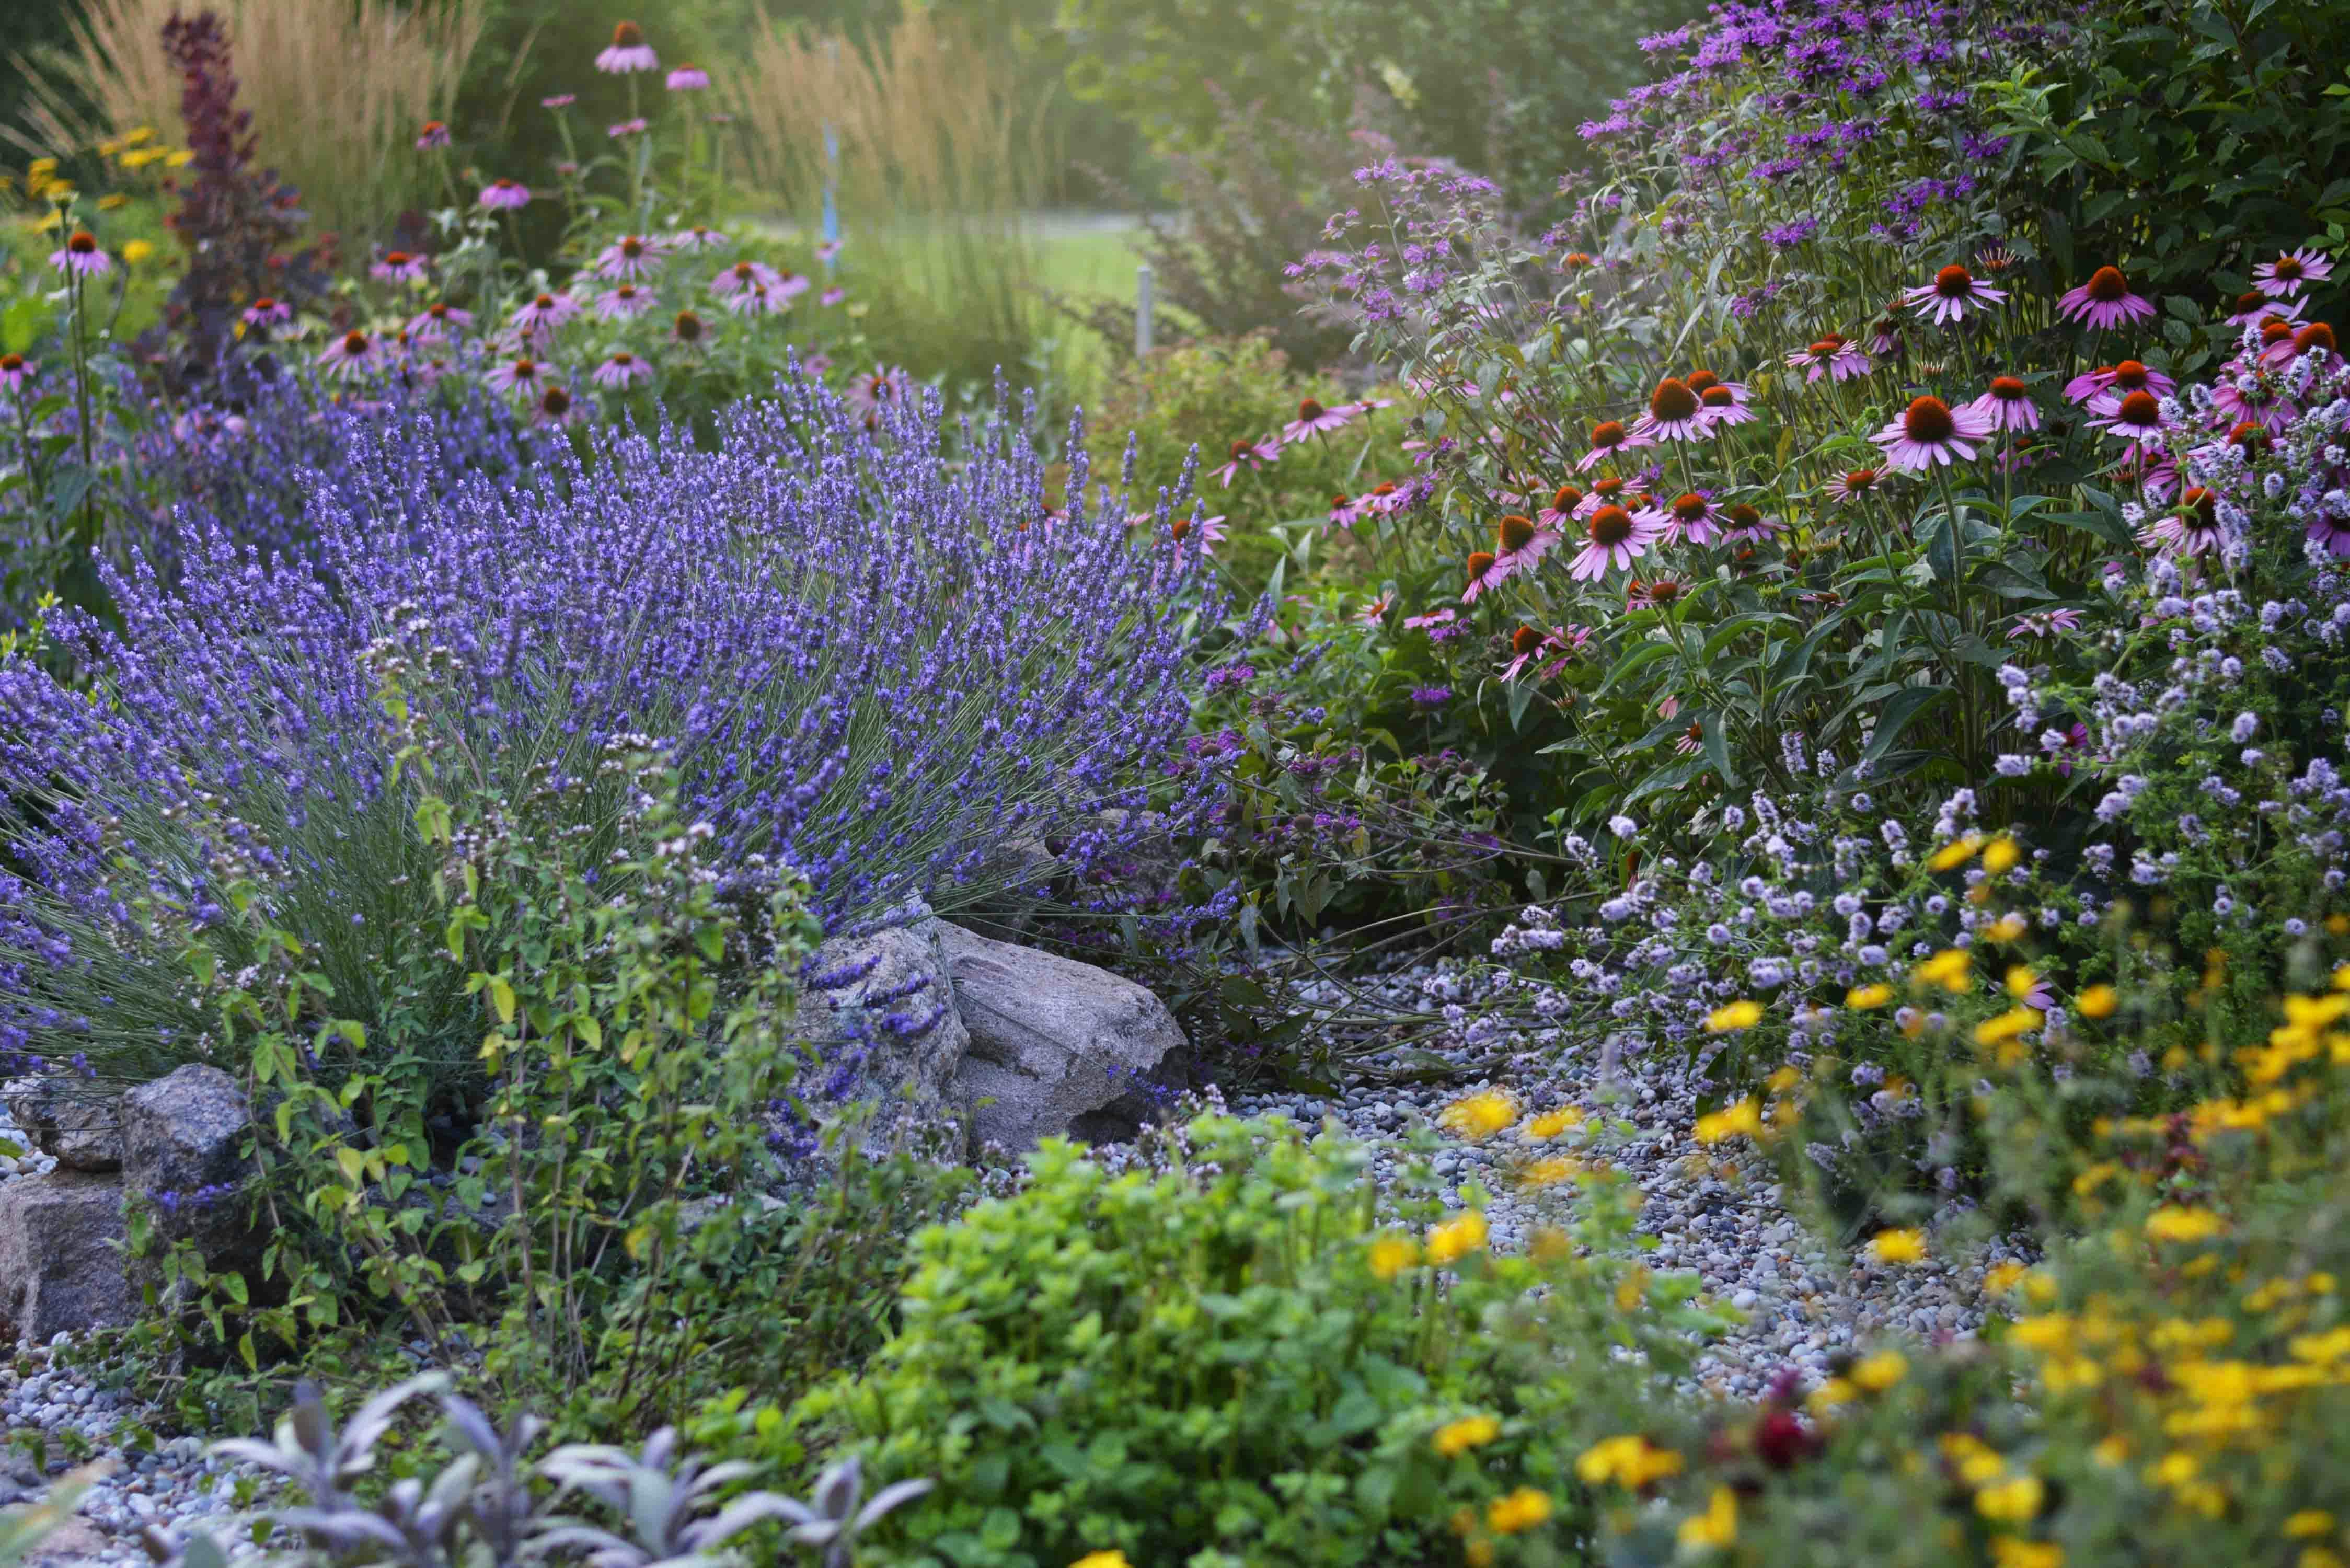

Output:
xmin=1552 ymin=484 xmax=1583 ymax=512
xmin=1595 ymin=477 xmax=1625 ymax=499
xmin=1590 ymin=420 xmax=1626 ymax=449
xmin=618 ymin=285 xmax=642 ymax=301
xmin=1685 ymin=370 xmax=1721 ymax=395
xmin=533 ymin=294 xmax=557 ymax=311
xmin=1686 ymin=723 xmax=1703 ymax=743
xmin=1726 ymin=503 xmax=1762 ymax=529
xmin=622 ymin=238 xmax=644 ymax=257
xmin=1372 ymin=481 xmax=1398 ymax=497
xmin=2084 ymin=266 xmax=2129 ymax=303
xmin=2275 ymin=255 xmax=2306 ymax=281
xmin=1846 ymin=468 xmax=1877 ymax=491
xmin=2115 ymin=389 xmax=2161 ymax=428
xmin=1933 ymin=264 xmax=1975 ymax=299
xmin=339 ymin=331 xmax=367 ymax=355
xmin=387 ymin=252 xmax=413 ymax=267
xmin=1989 ymin=376 xmax=2028 ymax=400
xmin=1902 ymin=396 xmax=1956 ymax=444
xmin=1332 ymin=493 xmax=1351 ymax=509
xmin=1497 ymin=514 xmax=1537 ymax=554
xmin=1298 ymin=398 xmax=1326 ymax=421
xmin=543 ymin=386 xmax=570 ymax=415
xmin=511 ymin=358 xmax=536 ymax=379
xmin=733 ymin=263 xmax=758 ymax=282
xmin=1810 ymin=334 xmax=1847 ymax=356
xmin=674 ymin=310 xmax=703 ymax=340
xmin=2234 ymin=291 xmax=2265 ymax=314
xmin=1650 ymin=377 xmax=1699 ymax=422
xmin=2294 ymin=322 xmax=2336 ymax=354
xmin=68 ymin=232 xmax=97 ymax=253
xmin=2261 ymin=320 xmax=2295 ymax=347
xmin=1 ymin=354 xmax=21 ymax=372
xmin=1170 ymin=516 xmax=1192 ymax=541
xmin=1644 ymin=579 xmax=1683 ymax=603
xmin=1587 ymin=505 xmax=1633 ymax=546
xmin=612 ymin=352 xmax=636 ymax=366
xmin=613 ymin=20 xmax=644 ymax=45
xmin=1229 ymin=440 xmax=1252 ymax=460
xmin=254 ymin=296 xmax=277 ymax=310
xmin=1512 ymin=625 xmax=1543 ymax=656
xmin=2181 ymin=486 xmax=2217 ymax=525
xmin=2227 ymin=421 xmax=2263 ymax=447
xmin=1672 ymin=493 xmax=1708 ymax=525
xmin=1563 ymin=251 xmax=1594 ymax=267
xmin=1701 ymin=386 xmax=1736 ymax=409
xmin=1466 ymin=550 xmax=1496 ymax=581
xmin=493 ymin=179 xmax=516 ymax=192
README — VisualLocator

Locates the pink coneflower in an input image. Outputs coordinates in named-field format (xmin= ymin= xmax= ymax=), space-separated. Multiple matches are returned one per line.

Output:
xmin=1721 ymin=502 xmax=1782 ymax=543
xmin=1356 ymin=480 xmax=1414 ymax=518
xmin=370 ymin=249 xmax=429 ymax=284
xmin=1567 ymin=503 xmax=1664 ymax=582
xmin=666 ymin=63 xmax=710 ymax=90
xmin=1460 ymin=550 xmax=1504 ymax=603
xmin=1683 ymin=370 xmax=1750 ymax=405
xmin=2092 ymin=388 xmax=2167 ymax=452
xmin=844 ymin=365 xmax=912 ymax=418
xmin=1783 ymin=333 xmax=1871 ymax=382
xmin=1492 ymin=512 xmax=1558 ymax=575
xmin=1901 ymin=263 xmax=2007 ymax=325
xmin=1327 ymin=492 xmax=1362 ymax=528
xmin=542 ymin=94 xmax=577 ymax=109
xmin=710 ymin=259 xmax=781 ymax=297
xmin=399 ymin=355 xmax=451 ymax=391
xmin=724 ymin=281 xmax=785 ymax=317
xmin=801 ymin=352 xmax=833 ymax=377
xmin=1966 ymin=375 xmax=2040 ymax=432
xmin=596 ymin=20 xmax=659 ymax=73
xmin=404 ymin=300 xmax=471 ymax=340
xmin=241 ymin=296 xmax=293 ymax=329
xmin=1871 ymin=394 xmax=1994 ymax=470
xmin=535 ymin=384 xmax=581 ymax=426
xmin=415 ymin=120 xmax=451 ymax=149
xmin=479 ymin=179 xmax=531 ymax=210
xmin=596 ymin=284 xmax=656 ymax=321
xmin=1576 ymin=418 xmax=1651 ymax=471
xmin=315 ymin=329 xmax=377 ymax=381
xmin=670 ymin=309 xmax=708 ymax=347
xmin=2061 ymin=363 xmax=2117 ymax=406
xmin=2138 ymin=486 xmax=2224 ymax=558
xmin=2057 ymin=265 xmax=2155 ymax=330
xmin=510 ymin=292 xmax=581 ymax=336
xmin=819 ymin=286 xmax=846 ymax=307
xmin=608 ymin=118 xmax=650 ymax=139
xmin=2254 ymin=247 xmax=2333 ymax=298
xmin=591 ymin=350 xmax=654 ymax=389
xmin=1500 ymin=624 xmax=1560 ymax=681
xmin=1825 ymin=467 xmax=1882 ymax=502
xmin=669 ymin=224 xmax=729 ymax=251
xmin=816 ymin=238 xmax=843 ymax=264
xmin=1209 ymin=436 xmax=1280 ymax=488
xmin=1355 ymin=595 xmax=1393 ymax=627
xmin=2263 ymin=320 xmax=2337 ymax=370
xmin=1698 ymin=384 xmax=1757 ymax=430
xmin=1402 ymin=607 xmax=1456 ymax=632
xmin=1161 ymin=511 xmax=1228 ymax=552
xmin=2210 ymin=376 xmax=2297 ymax=435
xmin=2228 ymin=290 xmax=2302 ymax=328
xmin=1340 ymin=396 xmax=1397 ymax=419
xmin=1626 ymin=575 xmax=1690 ymax=612
xmin=595 ymin=234 xmax=665 ymax=280
xmin=1631 ymin=376 xmax=1710 ymax=442
xmin=2307 ymin=508 xmax=2350 ymax=559
xmin=2008 ymin=608 xmax=2083 ymax=639
xmin=49 ymin=230 xmax=111 ymax=278
xmin=485 ymin=355 xmax=545 ymax=395
xmin=0 ymin=353 xmax=34 ymax=395
xmin=1675 ymin=721 xmax=1705 ymax=756
xmin=770 ymin=270 xmax=813 ymax=301
xmin=1657 ymin=491 xmax=1724 ymax=546
xmin=1538 ymin=483 xmax=1584 ymax=532
xmin=1576 ymin=476 xmax=1630 ymax=518
xmin=1281 ymin=397 xmax=1357 ymax=442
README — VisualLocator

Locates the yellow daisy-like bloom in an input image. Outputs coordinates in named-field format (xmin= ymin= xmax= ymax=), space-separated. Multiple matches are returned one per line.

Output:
xmin=1867 ymin=1228 xmax=1927 ymax=1265
xmin=1982 ymin=835 xmax=2021 ymax=874
xmin=2076 ymin=982 xmax=2117 ymax=1018
xmin=2287 ymin=1512 xmax=2337 ymax=1539
xmin=1438 ymin=1089 xmax=1517 ymax=1141
xmin=1676 ymin=1486 xmax=1737 ymax=1551
xmin=1486 ymin=1488 xmax=1553 ymax=1536
xmin=1367 ymin=1234 xmax=1420 ymax=1281
xmin=1846 ymin=982 xmax=1894 ymax=1009
xmin=1807 ymin=1376 xmax=1856 ymax=1412
xmin=2299 ymin=1549 xmax=2346 ymax=1568
xmin=166 ymin=148 xmax=195 ymax=168
xmin=1070 ymin=1553 xmax=1131 ymax=1568
xmin=1991 ymin=1540 xmax=2064 ymax=1568
xmin=1433 ymin=1414 xmax=1500 ymax=1457
xmin=122 ymin=239 xmax=155 ymax=264
xmin=1975 ymin=1006 xmax=2043 ymax=1047
xmin=1523 ymin=1106 xmax=1584 ymax=1139
xmin=1851 ymin=1349 xmax=1908 ymax=1391
xmin=1519 ymin=1156 xmax=1584 ymax=1188
xmin=1575 ymin=1435 xmax=1683 ymax=1489
xmin=1913 ymin=948 xmax=1973 ymax=991
xmin=2005 ymin=965 xmax=2038 ymax=999
xmin=1975 ymin=1474 xmax=2045 ymax=1524
xmin=1693 ymin=1098 xmax=1763 ymax=1145
xmin=2144 ymin=1206 xmax=2225 ymax=1243
xmin=1706 ymin=999 xmax=1763 ymax=1032
xmin=1427 ymin=1210 xmax=1489 ymax=1266
xmin=1929 ymin=832 xmax=1984 ymax=871
xmin=97 ymin=192 xmax=129 ymax=210
xmin=1983 ymin=1261 xmax=2029 ymax=1294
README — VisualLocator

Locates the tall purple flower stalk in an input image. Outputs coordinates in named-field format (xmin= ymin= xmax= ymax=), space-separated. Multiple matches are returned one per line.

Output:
xmin=0 ymin=373 xmax=1226 ymax=1081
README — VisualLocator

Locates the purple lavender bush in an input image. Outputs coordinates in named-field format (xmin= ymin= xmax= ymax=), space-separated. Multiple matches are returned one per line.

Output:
xmin=0 ymin=372 xmax=1225 ymax=1086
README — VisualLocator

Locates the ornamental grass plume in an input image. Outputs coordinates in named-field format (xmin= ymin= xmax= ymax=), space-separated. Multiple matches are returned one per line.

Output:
xmin=0 ymin=372 xmax=1224 ymax=1086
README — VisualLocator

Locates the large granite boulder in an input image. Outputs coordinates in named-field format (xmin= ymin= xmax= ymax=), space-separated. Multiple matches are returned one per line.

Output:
xmin=118 ymin=1065 xmax=261 ymax=1290
xmin=0 ymin=1172 xmax=134 ymax=1343
xmin=802 ymin=904 xmax=973 ymax=1134
xmin=2 ymin=1079 xmax=123 ymax=1173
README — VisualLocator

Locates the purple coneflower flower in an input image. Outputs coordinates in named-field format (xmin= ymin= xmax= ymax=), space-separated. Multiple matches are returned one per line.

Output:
xmin=608 ymin=118 xmax=650 ymax=139
xmin=406 ymin=300 xmax=471 ymax=339
xmin=1492 ymin=512 xmax=1559 ymax=575
xmin=0 ymin=353 xmax=34 ymax=395
xmin=2227 ymin=290 xmax=2301 ymax=328
xmin=844 ymin=365 xmax=912 ymax=418
xmin=479 ymin=179 xmax=531 ymax=210
xmin=415 ymin=120 xmax=451 ymax=149
xmin=1538 ymin=483 xmax=1583 ymax=532
xmin=2137 ymin=487 xmax=2224 ymax=558
xmin=1354 ymin=595 xmax=1393 ymax=627
xmin=2056 ymin=265 xmax=2154 ymax=330
xmin=542 ymin=94 xmax=577 ymax=109
xmin=771 ymin=270 xmax=813 ymax=301
xmin=1657 ymin=491 xmax=1724 ymax=546
xmin=820 ymin=286 xmax=846 ymax=307
xmin=1567 ymin=503 xmax=1663 ymax=582
xmin=596 ymin=234 xmax=665 ymax=280
xmin=1825 ymin=467 xmax=1881 ymax=502
xmin=2008 ymin=609 xmax=2083 ymax=639
xmin=1326 ymin=492 xmax=1361 ymax=528
xmin=801 ymin=352 xmax=833 ymax=377
xmin=50 ymin=230 xmax=111 ymax=278
xmin=1212 ymin=437 xmax=1281 ymax=487
xmin=669 ymin=224 xmax=729 ymax=251
xmin=1156 ymin=511 xmax=1227 ymax=552
xmin=1281 ymin=397 xmax=1357 ymax=442
xmin=2262 ymin=320 xmax=2337 ymax=371
xmin=1627 ymin=575 xmax=1689 ymax=612
xmin=241 ymin=296 xmax=293 ymax=329
xmin=2307 ymin=508 xmax=2350 ymax=559
xmin=2091 ymin=389 xmax=2166 ymax=455
xmin=725 ymin=282 xmax=785 ymax=317
xmin=1576 ymin=418 xmax=1652 ymax=471
xmin=535 ymin=384 xmax=581 ymax=426
xmin=1631 ymin=376 xmax=1710 ymax=443
xmin=315 ymin=329 xmax=377 ymax=381
xmin=485 ymin=355 xmax=545 ymax=395
xmin=1901 ymin=263 xmax=2006 ymax=325
xmin=1966 ymin=375 xmax=2040 ymax=432
xmin=510 ymin=292 xmax=581 ymax=336
xmin=816 ymin=239 xmax=842 ymax=263
xmin=591 ymin=350 xmax=654 ymax=389
xmin=671 ymin=309 xmax=708 ymax=347
xmin=1460 ymin=550 xmax=1504 ymax=603
xmin=1402 ymin=607 xmax=1455 ymax=632
xmin=710 ymin=259 xmax=781 ymax=297
xmin=1698 ymin=385 xmax=1756 ymax=429
xmin=370 ymin=249 xmax=429 ymax=284
xmin=596 ymin=20 xmax=659 ymax=73
xmin=596 ymin=284 xmax=656 ymax=321
xmin=666 ymin=63 xmax=710 ymax=90
xmin=1870 ymin=395 xmax=1994 ymax=470
xmin=1783 ymin=333 xmax=1870 ymax=382
xmin=2082 ymin=360 xmax=2175 ymax=417
xmin=2253 ymin=247 xmax=2332 ymax=298
xmin=1721 ymin=503 xmax=1782 ymax=542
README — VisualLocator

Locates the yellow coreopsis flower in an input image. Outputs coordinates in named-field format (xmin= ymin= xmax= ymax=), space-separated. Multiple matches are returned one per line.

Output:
xmin=1913 ymin=948 xmax=1973 ymax=991
xmin=1433 ymin=1414 xmax=1500 ymax=1457
xmin=1706 ymin=999 xmax=1763 ymax=1032
xmin=1676 ymin=1486 xmax=1737 ymax=1551
xmin=1851 ymin=1349 xmax=1908 ymax=1391
xmin=2076 ymin=983 xmax=2118 ymax=1018
xmin=1575 ymin=1435 xmax=1683 ymax=1489
xmin=1367 ymin=1234 xmax=1420 ymax=1282
xmin=2144 ymin=1206 xmax=2225 ymax=1243
xmin=122 ymin=239 xmax=155 ymax=264
xmin=1867 ymin=1228 xmax=1927 ymax=1265
xmin=1929 ymin=832 xmax=1984 ymax=870
xmin=1975 ymin=1006 xmax=2043 ymax=1047
xmin=1523 ymin=1106 xmax=1583 ymax=1139
xmin=1439 ymin=1089 xmax=1516 ymax=1142
xmin=1069 ymin=1553 xmax=1131 ymax=1568
xmin=1975 ymin=1474 xmax=2045 ymax=1524
xmin=2287 ymin=1513 xmax=2337 ymax=1539
xmin=1983 ymin=1261 xmax=2029 ymax=1294
xmin=1692 ymin=1098 xmax=1763 ymax=1145
xmin=97 ymin=192 xmax=129 ymax=210
xmin=1426 ymin=1210 xmax=1488 ymax=1266
xmin=166 ymin=149 xmax=195 ymax=168
xmin=1992 ymin=1540 xmax=2064 ymax=1568
xmin=1486 ymin=1488 xmax=1553 ymax=1535
xmin=1982 ymin=835 xmax=2021 ymax=874
xmin=1847 ymin=982 xmax=1894 ymax=1009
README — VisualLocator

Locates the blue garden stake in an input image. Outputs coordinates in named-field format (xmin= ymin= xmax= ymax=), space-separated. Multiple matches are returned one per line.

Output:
xmin=822 ymin=123 xmax=839 ymax=268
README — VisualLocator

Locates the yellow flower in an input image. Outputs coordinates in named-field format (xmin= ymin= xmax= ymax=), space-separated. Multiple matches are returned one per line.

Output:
xmin=1975 ymin=1474 xmax=2045 ymax=1524
xmin=2091 ymin=1435 xmax=2129 ymax=1468
xmin=1807 ymin=1376 xmax=1856 ymax=1412
xmin=1694 ymin=1098 xmax=1763 ymax=1145
xmin=118 ymin=147 xmax=164 ymax=170
xmin=1426 ymin=1211 xmax=1488 ymax=1266
xmin=1766 ymin=1064 xmax=1802 ymax=1093
xmin=29 ymin=157 xmax=57 ymax=176
xmin=2287 ymin=1512 xmax=2337 ymax=1539
xmin=2005 ymin=965 xmax=2038 ymax=999
xmin=1070 ymin=1553 xmax=1130 ymax=1568
xmin=1367 ymin=1234 xmax=1420 ymax=1282
xmin=1847 ymin=982 xmax=1894 ymax=1009
xmin=1929 ymin=832 xmax=1984 ymax=871
xmin=1520 ymin=1156 xmax=1584 ymax=1187
xmin=1867 ymin=1228 xmax=1927 ymax=1266
xmin=96 ymin=192 xmax=129 ymax=210
xmin=1439 ymin=1089 xmax=1516 ymax=1142
xmin=1706 ymin=999 xmax=1763 ymax=1032
xmin=1433 ymin=1414 xmax=1500 ymax=1457
xmin=2301 ymin=1550 xmax=2346 ymax=1568
xmin=1677 ymin=1486 xmax=1737 ymax=1551
xmin=1914 ymin=948 xmax=1973 ymax=992
xmin=1983 ymin=1261 xmax=2029 ymax=1294
xmin=1992 ymin=1542 xmax=2064 ymax=1568
xmin=1975 ymin=1007 xmax=2043 ymax=1047
xmin=1851 ymin=1349 xmax=1908 ymax=1391
xmin=1983 ymin=835 xmax=2022 ymax=874
xmin=1486 ymin=1487 xmax=1553 ymax=1536
xmin=1575 ymin=1435 xmax=1684 ymax=1489
xmin=122 ymin=239 xmax=155 ymax=264
xmin=2144 ymin=1206 xmax=2225 ymax=1243
xmin=1524 ymin=1106 xmax=1584 ymax=1139
xmin=2076 ymin=984 xmax=2117 ymax=1018
xmin=166 ymin=149 xmax=195 ymax=167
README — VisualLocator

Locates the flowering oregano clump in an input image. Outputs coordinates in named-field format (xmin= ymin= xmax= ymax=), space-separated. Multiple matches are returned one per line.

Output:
xmin=0 ymin=373 xmax=1226 ymax=1082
